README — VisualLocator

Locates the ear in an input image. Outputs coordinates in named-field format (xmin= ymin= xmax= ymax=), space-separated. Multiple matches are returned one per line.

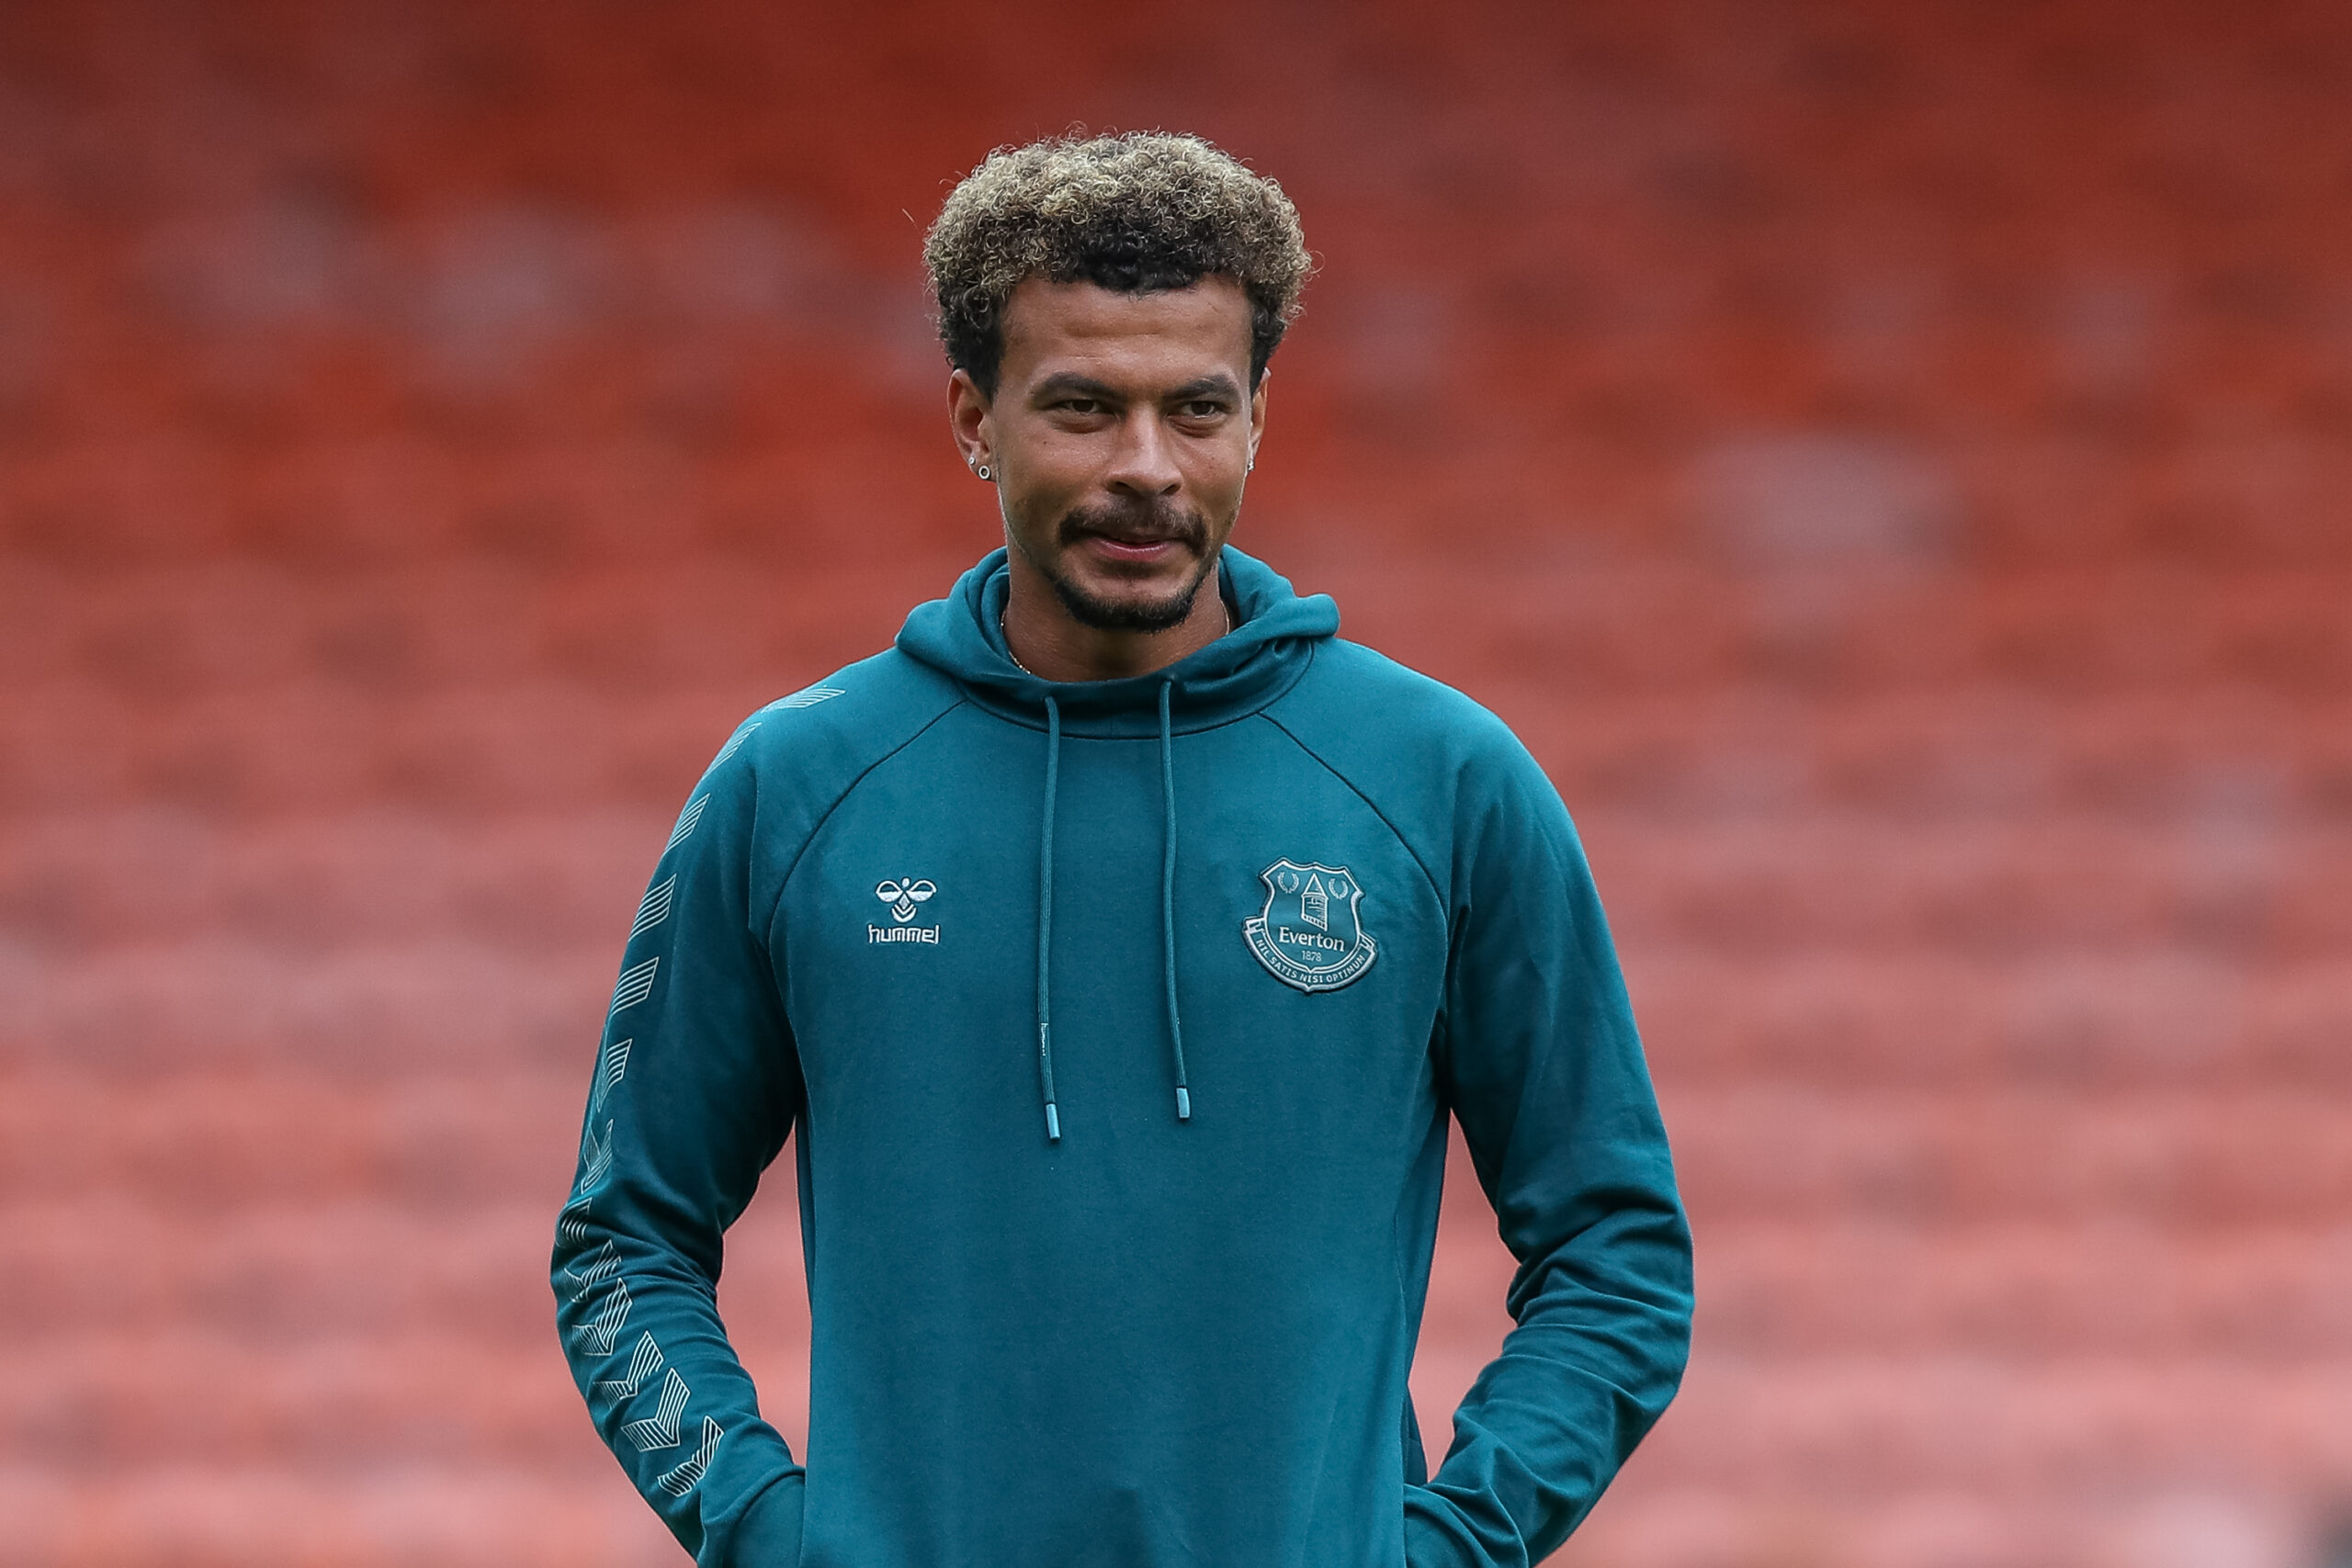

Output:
xmin=948 ymin=369 xmax=993 ymax=474
xmin=1247 ymin=369 xmax=1269 ymax=466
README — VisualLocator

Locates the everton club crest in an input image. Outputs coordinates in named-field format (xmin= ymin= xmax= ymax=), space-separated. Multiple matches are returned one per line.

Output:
xmin=1244 ymin=859 xmax=1378 ymax=993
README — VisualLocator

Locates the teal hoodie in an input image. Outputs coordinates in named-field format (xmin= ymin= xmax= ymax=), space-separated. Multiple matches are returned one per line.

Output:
xmin=553 ymin=546 xmax=1692 ymax=1568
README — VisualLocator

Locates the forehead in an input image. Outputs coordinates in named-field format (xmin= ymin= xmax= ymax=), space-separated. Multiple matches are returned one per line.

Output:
xmin=997 ymin=276 xmax=1252 ymax=389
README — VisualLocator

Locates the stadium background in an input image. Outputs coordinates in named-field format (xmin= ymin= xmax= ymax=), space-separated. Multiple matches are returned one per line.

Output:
xmin=5 ymin=1 xmax=2351 ymax=1564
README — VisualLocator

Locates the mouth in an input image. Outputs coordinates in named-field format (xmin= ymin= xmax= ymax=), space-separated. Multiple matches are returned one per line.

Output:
xmin=1079 ymin=533 xmax=1187 ymax=565
xmin=1063 ymin=507 xmax=1205 ymax=563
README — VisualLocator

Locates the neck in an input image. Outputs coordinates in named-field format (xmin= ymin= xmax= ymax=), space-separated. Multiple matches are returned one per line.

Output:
xmin=1002 ymin=560 xmax=1230 ymax=683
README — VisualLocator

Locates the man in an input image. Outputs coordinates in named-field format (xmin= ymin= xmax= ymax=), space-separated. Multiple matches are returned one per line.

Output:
xmin=554 ymin=131 xmax=1691 ymax=1568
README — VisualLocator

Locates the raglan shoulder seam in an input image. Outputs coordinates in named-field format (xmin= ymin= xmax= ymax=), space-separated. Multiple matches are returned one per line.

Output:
xmin=762 ymin=694 xmax=971 ymax=937
xmin=1256 ymin=710 xmax=1447 ymax=913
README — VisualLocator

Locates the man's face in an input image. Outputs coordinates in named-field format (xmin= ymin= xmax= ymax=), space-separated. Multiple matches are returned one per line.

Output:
xmin=954 ymin=276 xmax=1264 ymax=633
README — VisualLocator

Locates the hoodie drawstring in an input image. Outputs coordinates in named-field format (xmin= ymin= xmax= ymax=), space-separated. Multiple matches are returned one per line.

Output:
xmin=1159 ymin=679 xmax=1192 ymax=1122
xmin=1030 ymin=682 xmax=1194 ymax=1142
xmin=1036 ymin=694 xmax=1062 ymax=1142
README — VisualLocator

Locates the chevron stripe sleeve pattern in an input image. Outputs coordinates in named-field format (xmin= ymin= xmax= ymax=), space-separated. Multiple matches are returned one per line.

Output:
xmin=552 ymin=724 xmax=808 ymax=1568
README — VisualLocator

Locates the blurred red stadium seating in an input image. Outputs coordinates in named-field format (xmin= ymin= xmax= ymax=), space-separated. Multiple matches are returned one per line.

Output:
xmin=3 ymin=1 xmax=2350 ymax=1564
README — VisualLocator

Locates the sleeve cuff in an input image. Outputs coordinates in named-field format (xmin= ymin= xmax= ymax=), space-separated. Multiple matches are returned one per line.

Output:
xmin=724 ymin=1471 xmax=805 ymax=1568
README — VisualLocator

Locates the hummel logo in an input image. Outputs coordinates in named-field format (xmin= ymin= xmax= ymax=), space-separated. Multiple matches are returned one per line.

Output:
xmin=875 ymin=879 xmax=936 ymax=923
xmin=870 ymin=878 xmax=940 ymax=945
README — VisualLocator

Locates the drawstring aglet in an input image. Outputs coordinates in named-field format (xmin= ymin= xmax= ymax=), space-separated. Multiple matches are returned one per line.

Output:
xmin=1175 ymin=1088 xmax=1191 ymax=1121
xmin=1045 ymin=1103 xmax=1061 ymax=1142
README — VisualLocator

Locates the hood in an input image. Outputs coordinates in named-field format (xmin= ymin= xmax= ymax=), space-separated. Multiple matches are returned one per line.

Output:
xmin=896 ymin=545 xmax=1340 ymax=735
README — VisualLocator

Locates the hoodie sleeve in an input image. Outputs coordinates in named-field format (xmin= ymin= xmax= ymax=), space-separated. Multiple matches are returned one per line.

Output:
xmin=1403 ymin=731 xmax=1694 ymax=1568
xmin=552 ymin=732 xmax=808 ymax=1568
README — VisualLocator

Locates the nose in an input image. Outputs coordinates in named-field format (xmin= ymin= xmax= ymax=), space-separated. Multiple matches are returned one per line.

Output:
xmin=1103 ymin=408 xmax=1182 ymax=497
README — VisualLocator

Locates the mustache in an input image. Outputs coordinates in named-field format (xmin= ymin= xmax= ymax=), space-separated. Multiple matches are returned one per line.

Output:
xmin=1057 ymin=498 xmax=1209 ymax=549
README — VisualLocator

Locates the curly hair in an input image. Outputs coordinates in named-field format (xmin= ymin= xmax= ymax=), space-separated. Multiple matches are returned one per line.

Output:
xmin=925 ymin=131 xmax=1311 ymax=398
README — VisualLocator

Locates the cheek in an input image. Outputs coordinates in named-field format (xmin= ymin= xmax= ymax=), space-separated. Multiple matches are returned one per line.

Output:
xmin=997 ymin=460 xmax=1080 ymax=541
xmin=1001 ymin=433 xmax=1091 ymax=500
xmin=1192 ymin=455 xmax=1250 ymax=511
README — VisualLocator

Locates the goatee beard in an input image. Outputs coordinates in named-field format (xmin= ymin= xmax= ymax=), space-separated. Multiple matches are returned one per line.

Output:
xmin=1038 ymin=500 xmax=1216 ymax=634
xmin=1046 ymin=560 xmax=1216 ymax=632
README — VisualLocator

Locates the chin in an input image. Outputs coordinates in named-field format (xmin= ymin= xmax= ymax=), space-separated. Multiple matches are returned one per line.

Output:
xmin=1050 ymin=569 xmax=1204 ymax=635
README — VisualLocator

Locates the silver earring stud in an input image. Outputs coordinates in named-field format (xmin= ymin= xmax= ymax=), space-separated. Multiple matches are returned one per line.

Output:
xmin=976 ymin=463 xmax=991 ymax=480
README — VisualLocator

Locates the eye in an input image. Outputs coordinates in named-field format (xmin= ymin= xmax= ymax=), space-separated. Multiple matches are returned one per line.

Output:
xmin=1059 ymin=398 xmax=1104 ymax=415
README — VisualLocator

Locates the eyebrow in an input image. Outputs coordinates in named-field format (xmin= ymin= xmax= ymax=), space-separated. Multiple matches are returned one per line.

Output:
xmin=1030 ymin=372 xmax=1120 ymax=404
xmin=1165 ymin=374 xmax=1244 ymax=403
xmin=1029 ymin=371 xmax=1245 ymax=405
